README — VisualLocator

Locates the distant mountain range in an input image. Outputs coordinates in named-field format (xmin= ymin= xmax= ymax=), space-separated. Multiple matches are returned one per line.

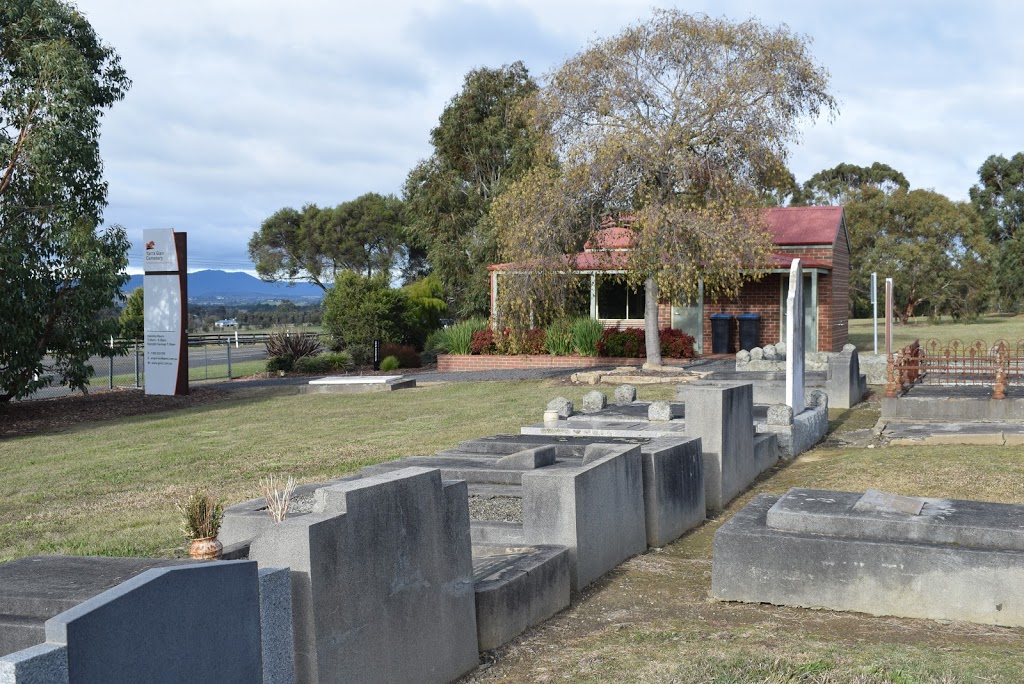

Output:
xmin=124 ymin=270 xmax=324 ymax=304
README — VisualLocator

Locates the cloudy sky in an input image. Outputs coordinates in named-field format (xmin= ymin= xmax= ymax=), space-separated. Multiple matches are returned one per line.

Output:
xmin=75 ymin=0 xmax=1024 ymax=273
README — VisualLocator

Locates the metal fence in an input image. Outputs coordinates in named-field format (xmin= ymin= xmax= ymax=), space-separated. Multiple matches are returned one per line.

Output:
xmin=886 ymin=338 xmax=1015 ymax=398
xmin=22 ymin=336 xmax=271 ymax=401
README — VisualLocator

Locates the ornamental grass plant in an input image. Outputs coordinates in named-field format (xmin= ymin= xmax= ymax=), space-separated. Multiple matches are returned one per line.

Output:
xmin=177 ymin=490 xmax=224 ymax=540
xmin=571 ymin=317 xmax=604 ymax=356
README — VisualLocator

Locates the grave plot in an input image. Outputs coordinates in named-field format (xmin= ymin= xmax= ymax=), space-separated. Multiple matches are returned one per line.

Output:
xmin=219 ymin=433 xmax=688 ymax=659
xmin=359 ymin=442 xmax=649 ymax=594
xmin=713 ymin=487 xmax=1024 ymax=627
xmin=523 ymin=384 xmax=779 ymax=509
xmin=707 ymin=343 xmax=867 ymax=410
xmin=299 ymin=374 xmax=415 ymax=394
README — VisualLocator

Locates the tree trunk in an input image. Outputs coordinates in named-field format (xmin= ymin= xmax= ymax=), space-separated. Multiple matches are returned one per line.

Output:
xmin=643 ymin=276 xmax=663 ymax=367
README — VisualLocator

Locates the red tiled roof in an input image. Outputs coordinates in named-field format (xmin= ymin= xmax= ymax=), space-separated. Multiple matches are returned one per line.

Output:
xmin=583 ymin=227 xmax=634 ymax=250
xmin=763 ymin=206 xmax=845 ymax=246
xmin=490 ymin=206 xmax=844 ymax=271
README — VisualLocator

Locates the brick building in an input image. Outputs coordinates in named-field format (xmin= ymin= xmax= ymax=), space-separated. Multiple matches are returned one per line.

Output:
xmin=488 ymin=206 xmax=850 ymax=353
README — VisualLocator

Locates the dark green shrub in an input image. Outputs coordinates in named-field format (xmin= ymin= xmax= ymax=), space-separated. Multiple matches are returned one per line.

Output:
xmin=322 ymin=272 xmax=411 ymax=348
xmin=545 ymin=319 xmax=573 ymax=355
xmin=348 ymin=344 xmax=373 ymax=368
xmin=381 ymin=343 xmax=420 ymax=368
xmin=424 ymin=328 xmax=448 ymax=354
xmin=420 ymin=350 xmax=437 ymax=365
xmin=379 ymin=355 xmax=400 ymax=372
xmin=266 ymin=355 xmax=294 ymax=372
xmin=295 ymin=351 xmax=354 ymax=374
xmin=571 ymin=317 xmax=604 ymax=356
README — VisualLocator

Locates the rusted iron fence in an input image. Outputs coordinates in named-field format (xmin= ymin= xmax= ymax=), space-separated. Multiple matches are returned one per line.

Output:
xmin=886 ymin=339 xmax=1013 ymax=399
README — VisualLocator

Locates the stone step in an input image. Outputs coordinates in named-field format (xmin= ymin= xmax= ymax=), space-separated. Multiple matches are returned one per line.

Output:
xmin=471 ymin=544 xmax=571 ymax=652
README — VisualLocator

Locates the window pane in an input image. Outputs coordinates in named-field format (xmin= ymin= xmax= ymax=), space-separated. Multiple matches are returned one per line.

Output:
xmin=597 ymin=278 xmax=627 ymax=319
xmin=627 ymin=285 xmax=645 ymax=319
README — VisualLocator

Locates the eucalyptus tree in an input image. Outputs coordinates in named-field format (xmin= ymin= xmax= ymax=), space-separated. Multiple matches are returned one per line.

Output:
xmin=404 ymin=62 xmax=538 ymax=318
xmin=1 ymin=0 xmax=131 ymax=401
xmin=492 ymin=10 xmax=836 ymax=364
xmin=970 ymin=153 xmax=1024 ymax=309
xmin=248 ymin=193 xmax=406 ymax=290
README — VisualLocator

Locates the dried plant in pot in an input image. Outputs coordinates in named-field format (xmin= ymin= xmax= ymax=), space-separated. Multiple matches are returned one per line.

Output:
xmin=178 ymin=490 xmax=224 ymax=560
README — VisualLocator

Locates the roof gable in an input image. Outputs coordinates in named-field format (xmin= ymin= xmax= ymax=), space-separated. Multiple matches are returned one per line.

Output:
xmin=763 ymin=206 xmax=845 ymax=246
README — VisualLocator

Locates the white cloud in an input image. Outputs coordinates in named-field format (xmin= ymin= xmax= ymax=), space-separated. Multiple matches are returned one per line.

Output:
xmin=71 ymin=0 xmax=1024 ymax=269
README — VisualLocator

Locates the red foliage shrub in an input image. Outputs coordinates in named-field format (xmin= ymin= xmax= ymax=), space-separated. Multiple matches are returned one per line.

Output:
xmin=659 ymin=328 xmax=696 ymax=358
xmin=471 ymin=329 xmax=497 ymax=355
xmin=597 ymin=328 xmax=646 ymax=357
xmin=596 ymin=327 xmax=697 ymax=358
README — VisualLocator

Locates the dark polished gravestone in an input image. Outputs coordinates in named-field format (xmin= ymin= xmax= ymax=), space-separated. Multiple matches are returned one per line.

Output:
xmin=0 ymin=556 xmax=189 ymax=657
xmin=713 ymin=487 xmax=1024 ymax=627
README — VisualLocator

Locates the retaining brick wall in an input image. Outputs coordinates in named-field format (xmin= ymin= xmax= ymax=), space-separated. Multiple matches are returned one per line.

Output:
xmin=437 ymin=354 xmax=693 ymax=372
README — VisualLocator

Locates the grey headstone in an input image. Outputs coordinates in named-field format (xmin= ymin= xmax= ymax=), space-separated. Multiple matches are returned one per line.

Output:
xmin=613 ymin=385 xmax=636 ymax=405
xmin=248 ymin=467 xmax=479 ymax=684
xmin=522 ymin=445 xmax=647 ymax=592
xmin=581 ymin=390 xmax=608 ymax=412
xmin=843 ymin=343 xmax=857 ymax=353
xmin=679 ymin=382 xmax=756 ymax=510
xmin=495 ymin=446 xmax=557 ymax=469
xmin=762 ymin=344 xmax=778 ymax=361
xmin=0 ymin=643 xmax=68 ymax=684
xmin=258 ymin=567 xmax=295 ymax=684
xmin=43 ymin=561 xmax=263 ymax=684
xmin=786 ymin=259 xmax=805 ymax=412
xmin=767 ymin=404 xmax=794 ymax=426
xmin=638 ymin=438 xmax=705 ymax=547
xmin=647 ymin=401 xmax=672 ymax=422
xmin=750 ymin=347 xmax=764 ymax=360
xmin=736 ymin=350 xmax=751 ymax=364
xmin=546 ymin=397 xmax=574 ymax=419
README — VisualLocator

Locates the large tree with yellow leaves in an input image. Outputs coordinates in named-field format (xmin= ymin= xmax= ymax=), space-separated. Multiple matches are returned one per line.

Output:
xmin=492 ymin=10 xmax=836 ymax=364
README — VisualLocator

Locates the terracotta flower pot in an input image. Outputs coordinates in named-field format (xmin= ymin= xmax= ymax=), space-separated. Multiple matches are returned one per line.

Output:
xmin=189 ymin=536 xmax=223 ymax=560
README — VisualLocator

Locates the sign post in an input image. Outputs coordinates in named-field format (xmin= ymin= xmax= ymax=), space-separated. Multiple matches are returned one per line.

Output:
xmin=871 ymin=272 xmax=878 ymax=354
xmin=143 ymin=229 xmax=189 ymax=395
xmin=884 ymin=277 xmax=894 ymax=358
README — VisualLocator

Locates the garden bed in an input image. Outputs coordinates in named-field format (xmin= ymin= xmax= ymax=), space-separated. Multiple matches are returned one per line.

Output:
xmin=437 ymin=354 xmax=695 ymax=372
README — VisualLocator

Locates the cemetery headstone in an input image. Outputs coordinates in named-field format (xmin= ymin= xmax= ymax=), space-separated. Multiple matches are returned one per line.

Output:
xmin=785 ymin=259 xmax=805 ymax=412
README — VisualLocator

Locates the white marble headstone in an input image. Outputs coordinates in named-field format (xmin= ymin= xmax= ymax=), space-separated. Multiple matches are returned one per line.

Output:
xmin=785 ymin=259 xmax=805 ymax=412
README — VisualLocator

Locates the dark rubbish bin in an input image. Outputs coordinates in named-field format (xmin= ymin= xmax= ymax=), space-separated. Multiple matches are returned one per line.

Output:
xmin=710 ymin=313 xmax=734 ymax=354
xmin=737 ymin=313 xmax=761 ymax=352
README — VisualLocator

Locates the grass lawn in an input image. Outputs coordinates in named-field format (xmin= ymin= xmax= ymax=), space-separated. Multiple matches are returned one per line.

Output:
xmin=0 ymin=380 xmax=638 ymax=561
xmin=849 ymin=313 xmax=1024 ymax=353
xmin=3 ymin=381 xmax=1024 ymax=681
